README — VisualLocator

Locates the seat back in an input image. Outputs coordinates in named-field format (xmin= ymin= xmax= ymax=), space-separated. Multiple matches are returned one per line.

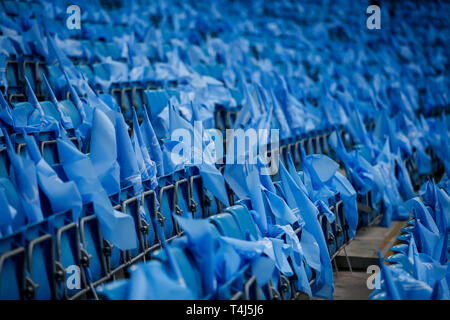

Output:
xmin=158 ymin=184 xmax=177 ymax=239
xmin=189 ymin=175 xmax=205 ymax=219
xmin=122 ymin=197 xmax=145 ymax=259
xmin=25 ymin=223 xmax=56 ymax=300
xmin=209 ymin=213 xmax=245 ymax=240
xmin=59 ymin=100 xmax=82 ymax=127
xmin=0 ymin=234 xmax=25 ymax=300
xmin=40 ymin=101 xmax=61 ymax=122
xmin=224 ymin=205 xmax=259 ymax=240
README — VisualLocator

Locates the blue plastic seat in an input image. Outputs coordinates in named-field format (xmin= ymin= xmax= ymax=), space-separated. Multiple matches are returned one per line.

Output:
xmin=152 ymin=244 xmax=204 ymax=299
xmin=76 ymin=64 xmax=95 ymax=86
xmin=209 ymin=213 xmax=245 ymax=240
xmin=108 ymin=205 xmax=125 ymax=276
xmin=24 ymin=221 xmax=56 ymax=300
xmin=189 ymin=175 xmax=205 ymax=219
xmin=224 ymin=205 xmax=260 ymax=240
xmin=132 ymin=87 xmax=145 ymax=118
xmin=49 ymin=210 xmax=82 ymax=299
xmin=121 ymin=87 xmax=133 ymax=120
xmin=58 ymin=100 xmax=83 ymax=128
xmin=0 ymin=147 xmax=10 ymax=178
xmin=157 ymin=184 xmax=178 ymax=239
xmin=23 ymin=61 xmax=37 ymax=96
xmin=6 ymin=60 xmax=19 ymax=93
xmin=0 ymin=177 xmax=27 ymax=231
xmin=0 ymin=233 xmax=25 ymax=300
xmin=3 ymin=0 xmax=19 ymax=16
xmin=209 ymin=215 xmax=265 ymax=300
xmin=46 ymin=65 xmax=65 ymax=97
xmin=78 ymin=211 xmax=109 ymax=289
xmin=141 ymin=190 xmax=159 ymax=249
xmin=105 ymin=42 xmax=122 ymax=60
xmin=144 ymin=89 xmax=169 ymax=120
xmin=39 ymin=101 xmax=61 ymax=122
xmin=174 ymin=178 xmax=193 ymax=219
xmin=11 ymin=102 xmax=35 ymax=123
xmin=121 ymin=197 xmax=145 ymax=261
xmin=318 ymin=214 xmax=336 ymax=257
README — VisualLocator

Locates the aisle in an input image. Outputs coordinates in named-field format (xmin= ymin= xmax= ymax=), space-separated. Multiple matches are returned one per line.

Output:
xmin=333 ymin=272 xmax=372 ymax=300
xmin=332 ymin=221 xmax=408 ymax=299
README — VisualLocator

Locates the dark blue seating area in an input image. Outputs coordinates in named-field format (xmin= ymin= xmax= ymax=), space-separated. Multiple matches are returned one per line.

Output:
xmin=0 ymin=0 xmax=449 ymax=300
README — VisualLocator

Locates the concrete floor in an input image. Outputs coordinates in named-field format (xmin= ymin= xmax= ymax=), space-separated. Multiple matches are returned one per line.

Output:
xmin=331 ymin=220 xmax=407 ymax=299
xmin=333 ymin=271 xmax=372 ymax=300
xmin=344 ymin=221 xmax=406 ymax=259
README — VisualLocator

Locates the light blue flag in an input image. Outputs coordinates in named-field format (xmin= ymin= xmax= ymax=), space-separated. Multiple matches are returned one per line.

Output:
xmin=126 ymin=260 xmax=195 ymax=300
xmin=132 ymin=107 xmax=157 ymax=188
xmin=394 ymin=152 xmax=415 ymax=200
xmin=245 ymin=164 xmax=268 ymax=234
xmin=89 ymin=108 xmax=121 ymax=197
xmin=278 ymin=157 xmax=333 ymax=299
xmin=414 ymin=219 xmax=442 ymax=260
xmin=4 ymin=131 xmax=43 ymax=225
xmin=4 ymin=76 xmax=59 ymax=134
xmin=376 ymin=251 xmax=436 ymax=300
xmin=57 ymin=138 xmax=138 ymax=250
xmin=406 ymin=197 xmax=440 ymax=235
xmin=263 ymin=189 xmax=298 ymax=226
xmin=175 ymin=216 xmax=218 ymax=296
xmin=23 ymin=134 xmax=82 ymax=221
xmin=418 ymin=179 xmax=437 ymax=209
xmin=431 ymin=279 xmax=450 ymax=300
xmin=150 ymin=204 xmax=194 ymax=298
xmin=374 ymin=111 xmax=399 ymax=154
xmin=250 ymin=256 xmax=277 ymax=289
xmin=219 ymin=235 xmax=292 ymax=279
xmin=377 ymin=251 xmax=401 ymax=300
xmin=132 ymin=130 xmax=149 ymax=183
xmin=287 ymin=153 xmax=308 ymax=196
xmin=327 ymin=129 xmax=351 ymax=167
xmin=223 ymin=163 xmax=250 ymax=201
xmin=0 ymin=89 xmax=14 ymax=126
xmin=214 ymin=237 xmax=242 ymax=286
xmin=298 ymin=148 xmax=339 ymax=204
xmin=115 ymin=112 xmax=143 ymax=196
xmin=410 ymin=240 xmax=448 ymax=288
xmin=61 ymin=67 xmax=91 ymax=147
xmin=435 ymin=188 xmax=450 ymax=237
xmin=256 ymin=157 xmax=276 ymax=194
xmin=329 ymin=171 xmax=359 ymax=239
xmin=0 ymin=187 xmax=15 ymax=237
xmin=315 ymin=200 xmax=336 ymax=224
xmin=41 ymin=73 xmax=74 ymax=131
xmin=300 ymin=149 xmax=340 ymax=187
xmin=168 ymin=101 xmax=230 ymax=207
xmin=199 ymin=163 xmax=230 ymax=208
xmin=278 ymin=225 xmax=313 ymax=296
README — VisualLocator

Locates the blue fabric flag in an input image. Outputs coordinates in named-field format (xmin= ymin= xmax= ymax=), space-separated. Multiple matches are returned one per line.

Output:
xmin=23 ymin=134 xmax=82 ymax=220
xmin=132 ymin=107 xmax=157 ymax=188
xmin=278 ymin=157 xmax=333 ymax=299
xmin=57 ymin=137 xmax=138 ymax=250
xmin=141 ymin=104 xmax=164 ymax=176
